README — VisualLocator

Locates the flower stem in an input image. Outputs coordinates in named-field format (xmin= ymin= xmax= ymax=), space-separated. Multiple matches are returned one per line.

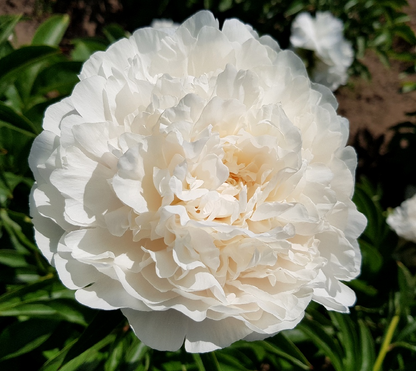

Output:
xmin=373 ymin=312 xmax=400 ymax=371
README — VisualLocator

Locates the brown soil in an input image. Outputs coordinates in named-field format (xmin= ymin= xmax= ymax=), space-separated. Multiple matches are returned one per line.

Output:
xmin=337 ymin=52 xmax=416 ymax=143
xmin=2 ymin=0 xmax=416 ymax=145
xmin=0 ymin=0 xmax=42 ymax=45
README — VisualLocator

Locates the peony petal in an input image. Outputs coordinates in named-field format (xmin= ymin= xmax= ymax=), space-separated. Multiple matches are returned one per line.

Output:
xmin=71 ymin=76 xmax=108 ymax=122
xmin=123 ymin=308 xmax=188 ymax=351
xmin=185 ymin=317 xmax=252 ymax=353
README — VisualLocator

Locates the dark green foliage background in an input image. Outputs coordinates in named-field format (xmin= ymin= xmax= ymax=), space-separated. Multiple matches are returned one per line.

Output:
xmin=1 ymin=1 xmax=416 ymax=369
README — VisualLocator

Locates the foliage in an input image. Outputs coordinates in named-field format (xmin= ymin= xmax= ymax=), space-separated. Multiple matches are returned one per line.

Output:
xmin=1 ymin=4 xmax=416 ymax=370
xmin=113 ymin=0 xmax=416 ymax=80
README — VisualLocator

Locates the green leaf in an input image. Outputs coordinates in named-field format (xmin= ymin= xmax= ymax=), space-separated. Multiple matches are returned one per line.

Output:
xmin=0 ymin=208 xmax=37 ymax=253
xmin=0 ymin=249 xmax=29 ymax=268
xmin=0 ymin=318 xmax=59 ymax=362
xmin=357 ymin=36 xmax=366 ymax=59
xmin=329 ymin=312 xmax=359 ymax=371
xmin=199 ymin=352 xmax=222 ymax=371
xmin=59 ymin=310 xmax=124 ymax=367
xmin=0 ymin=172 xmax=32 ymax=205
xmin=397 ymin=261 xmax=415 ymax=314
xmin=357 ymin=319 xmax=376 ymax=371
xmin=284 ymin=0 xmax=304 ymax=17
xmin=103 ymin=24 xmax=128 ymax=44
xmin=0 ymin=299 xmax=89 ymax=325
xmin=123 ymin=335 xmax=150 ymax=371
xmin=298 ymin=315 xmax=344 ymax=371
xmin=32 ymin=14 xmax=70 ymax=47
xmin=0 ymin=100 xmax=38 ymax=135
xmin=21 ymin=96 xmax=59 ymax=132
xmin=360 ymin=240 xmax=383 ymax=273
xmin=104 ymin=334 xmax=128 ymax=371
xmin=265 ymin=332 xmax=312 ymax=369
xmin=388 ymin=50 xmax=416 ymax=62
xmin=0 ymin=45 xmax=58 ymax=95
xmin=218 ymin=0 xmax=233 ymax=12
xmin=391 ymin=341 xmax=416 ymax=352
xmin=216 ymin=345 xmax=258 ymax=370
xmin=71 ymin=38 xmax=108 ymax=62
xmin=31 ymin=61 xmax=82 ymax=96
xmin=192 ymin=353 xmax=206 ymax=371
xmin=257 ymin=340 xmax=311 ymax=370
xmin=376 ymin=50 xmax=391 ymax=68
xmin=393 ymin=24 xmax=416 ymax=45
xmin=59 ymin=333 xmax=115 ymax=371
xmin=344 ymin=0 xmax=359 ymax=10
xmin=353 ymin=179 xmax=387 ymax=247
xmin=0 ymin=276 xmax=59 ymax=310
xmin=402 ymin=81 xmax=416 ymax=93
xmin=0 ymin=14 xmax=22 ymax=45
xmin=348 ymin=279 xmax=378 ymax=296
xmin=397 ymin=320 xmax=416 ymax=341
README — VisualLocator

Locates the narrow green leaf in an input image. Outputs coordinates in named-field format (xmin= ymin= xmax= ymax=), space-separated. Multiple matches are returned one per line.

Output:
xmin=192 ymin=353 xmax=206 ymax=371
xmin=393 ymin=24 xmax=416 ymax=45
xmin=376 ymin=50 xmax=391 ymax=68
xmin=357 ymin=36 xmax=366 ymax=59
xmin=200 ymin=352 xmax=222 ymax=371
xmin=388 ymin=50 xmax=416 ymax=62
xmin=397 ymin=320 xmax=416 ymax=341
xmin=298 ymin=316 xmax=344 ymax=371
xmin=257 ymin=340 xmax=311 ymax=370
xmin=104 ymin=334 xmax=128 ymax=371
xmin=216 ymin=346 xmax=258 ymax=370
xmin=0 ymin=14 xmax=22 ymax=45
xmin=266 ymin=332 xmax=312 ymax=368
xmin=124 ymin=336 xmax=150 ymax=371
xmin=0 ymin=172 xmax=33 ymax=193
xmin=0 ymin=39 xmax=13 ymax=59
xmin=0 ymin=100 xmax=38 ymax=134
xmin=0 ymin=118 xmax=36 ymax=137
xmin=0 ymin=249 xmax=29 ymax=267
xmin=0 ymin=319 xmax=59 ymax=361
xmin=391 ymin=341 xmax=416 ymax=352
xmin=61 ymin=310 xmax=124 ymax=366
xmin=39 ymin=338 xmax=77 ymax=371
xmin=0 ymin=276 xmax=56 ymax=310
xmin=359 ymin=240 xmax=383 ymax=273
xmin=0 ymin=299 xmax=88 ymax=325
xmin=373 ymin=312 xmax=400 ymax=371
xmin=344 ymin=0 xmax=359 ymax=10
xmin=329 ymin=312 xmax=359 ymax=371
xmin=59 ymin=333 xmax=116 ymax=371
xmin=32 ymin=14 xmax=70 ymax=47
xmin=347 ymin=279 xmax=378 ymax=296
xmin=284 ymin=0 xmax=304 ymax=17
xmin=357 ymin=319 xmax=376 ymax=371
xmin=0 ymin=208 xmax=38 ymax=252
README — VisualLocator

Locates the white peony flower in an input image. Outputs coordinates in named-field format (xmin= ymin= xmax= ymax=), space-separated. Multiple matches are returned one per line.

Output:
xmin=290 ymin=11 xmax=354 ymax=91
xmin=29 ymin=11 xmax=366 ymax=353
xmin=387 ymin=194 xmax=416 ymax=242
xmin=150 ymin=19 xmax=179 ymax=32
